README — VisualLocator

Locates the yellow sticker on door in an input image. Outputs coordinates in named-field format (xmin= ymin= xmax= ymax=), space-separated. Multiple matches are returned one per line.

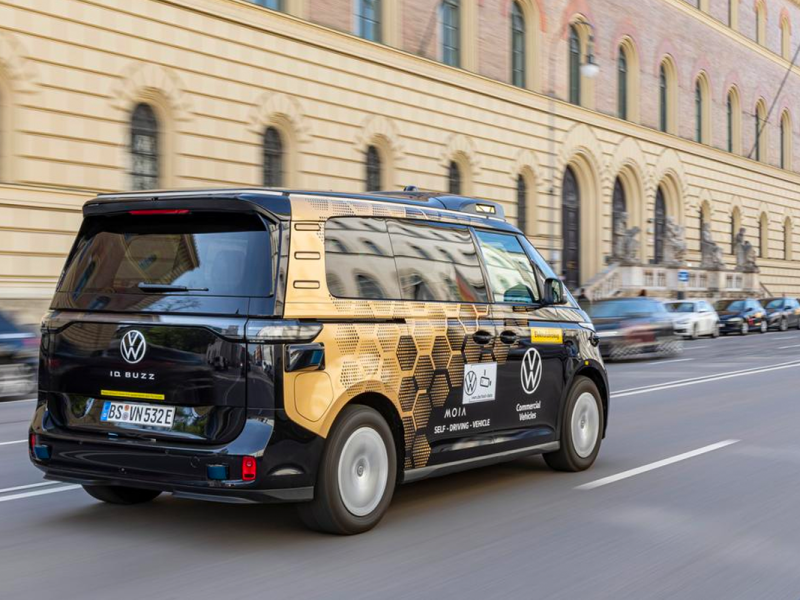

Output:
xmin=531 ymin=327 xmax=563 ymax=344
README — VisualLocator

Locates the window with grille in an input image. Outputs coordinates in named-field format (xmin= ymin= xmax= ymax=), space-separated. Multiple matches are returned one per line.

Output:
xmin=441 ymin=0 xmax=460 ymax=67
xmin=263 ymin=127 xmax=284 ymax=187
xmin=365 ymin=145 xmax=382 ymax=190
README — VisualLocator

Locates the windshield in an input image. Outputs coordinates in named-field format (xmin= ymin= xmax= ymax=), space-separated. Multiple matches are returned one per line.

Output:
xmin=716 ymin=300 xmax=745 ymax=311
xmin=665 ymin=302 xmax=695 ymax=313
xmin=59 ymin=213 xmax=275 ymax=297
xmin=765 ymin=299 xmax=784 ymax=309
xmin=590 ymin=300 xmax=660 ymax=318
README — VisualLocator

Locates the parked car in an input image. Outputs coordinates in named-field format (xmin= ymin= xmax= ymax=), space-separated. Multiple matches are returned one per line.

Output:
xmin=761 ymin=297 xmax=800 ymax=331
xmin=0 ymin=311 xmax=38 ymax=399
xmin=715 ymin=298 xmax=768 ymax=335
xmin=590 ymin=298 xmax=680 ymax=360
xmin=663 ymin=299 xmax=719 ymax=339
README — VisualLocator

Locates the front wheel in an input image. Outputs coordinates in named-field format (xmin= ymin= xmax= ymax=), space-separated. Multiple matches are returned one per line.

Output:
xmin=544 ymin=377 xmax=604 ymax=472
xmin=690 ymin=325 xmax=698 ymax=340
xmin=780 ymin=318 xmax=788 ymax=332
xmin=711 ymin=323 xmax=720 ymax=338
xmin=298 ymin=405 xmax=396 ymax=535
xmin=83 ymin=485 xmax=161 ymax=505
xmin=759 ymin=320 xmax=768 ymax=333
xmin=741 ymin=322 xmax=749 ymax=335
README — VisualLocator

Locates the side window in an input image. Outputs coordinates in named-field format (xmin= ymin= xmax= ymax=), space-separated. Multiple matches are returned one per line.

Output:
xmin=324 ymin=218 xmax=401 ymax=300
xmin=387 ymin=220 xmax=488 ymax=302
xmin=474 ymin=230 xmax=540 ymax=303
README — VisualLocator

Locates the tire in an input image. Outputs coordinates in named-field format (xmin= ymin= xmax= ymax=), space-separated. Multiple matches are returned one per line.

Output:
xmin=712 ymin=323 xmax=720 ymax=338
xmin=690 ymin=324 xmax=698 ymax=340
xmin=741 ymin=322 xmax=749 ymax=335
xmin=780 ymin=318 xmax=788 ymax=332
xmin=544 ymin=377 xmax=604 ymax=472
xmin=83 ymin=485 xmax=161 ymax=505
xmin=298 ymin=405 xmax=396 ymax=535
xmin=759 ymin=320 xmax=768 ymax=334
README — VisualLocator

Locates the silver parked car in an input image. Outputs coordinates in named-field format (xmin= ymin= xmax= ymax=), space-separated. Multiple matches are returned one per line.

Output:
xmin=663 ymin=299 xmax=720 ymax=339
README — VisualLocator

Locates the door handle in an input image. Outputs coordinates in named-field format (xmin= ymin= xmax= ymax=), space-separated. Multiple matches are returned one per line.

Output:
xmin=472 ymin=330 xmax=494 ymax=345
xmin=499 ymin=330 xmax=518 ymax=345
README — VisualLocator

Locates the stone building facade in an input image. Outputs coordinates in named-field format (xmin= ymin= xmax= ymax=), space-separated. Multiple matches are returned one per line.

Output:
xmin=1 ymin=0 xmax=800 ymax=321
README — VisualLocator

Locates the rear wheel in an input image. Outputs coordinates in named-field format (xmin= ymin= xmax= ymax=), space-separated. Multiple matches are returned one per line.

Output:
xmin=298 ymin=405 xmax=396 ymax=535
xmin=83 ymin=485 xmax=161 ymax=505
xmin=544 ymin=377 xmax=603 ymax=472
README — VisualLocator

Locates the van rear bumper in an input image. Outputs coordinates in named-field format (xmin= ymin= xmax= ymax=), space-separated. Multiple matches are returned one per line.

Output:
xmin=29 ymin=404 xmax=323 ymax=504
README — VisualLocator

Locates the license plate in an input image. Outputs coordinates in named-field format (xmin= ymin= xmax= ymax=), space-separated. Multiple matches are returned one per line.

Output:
xmin=101 ymin=400 xmax=175 ymax=428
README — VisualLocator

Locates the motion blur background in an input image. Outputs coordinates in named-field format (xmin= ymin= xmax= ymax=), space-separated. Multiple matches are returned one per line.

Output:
xmin=1 ymin=0 xmax=800 ymax=327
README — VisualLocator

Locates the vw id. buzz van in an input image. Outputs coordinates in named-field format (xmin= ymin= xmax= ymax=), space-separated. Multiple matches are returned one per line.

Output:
xmin=30 ymin=188 xmax=609 ymax=534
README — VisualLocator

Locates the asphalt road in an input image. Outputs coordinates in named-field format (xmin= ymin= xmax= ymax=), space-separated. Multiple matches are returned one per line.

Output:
xmin=2 ymin=330 xmax=800 ymax=599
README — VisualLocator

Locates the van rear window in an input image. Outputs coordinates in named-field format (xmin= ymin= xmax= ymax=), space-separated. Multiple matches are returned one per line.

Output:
xmin=59 ymin=213 xmax=275 ymax=297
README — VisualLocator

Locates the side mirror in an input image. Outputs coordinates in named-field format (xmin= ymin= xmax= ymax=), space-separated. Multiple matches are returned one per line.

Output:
xmin=543 ymin=278 xmax=567 ymax=306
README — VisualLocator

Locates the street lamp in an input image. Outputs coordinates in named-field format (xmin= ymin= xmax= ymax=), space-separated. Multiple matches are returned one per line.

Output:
xmin=580 ymin=33 xmax=600 ymax=79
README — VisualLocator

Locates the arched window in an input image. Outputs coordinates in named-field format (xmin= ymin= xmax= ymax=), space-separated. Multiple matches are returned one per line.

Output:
xmin=568 ymin=24 xmax=581 ymax=105
xmin=726 ymin=88 xmax=742 ymax=154
xmin=654 ymin=187 xmax=667 ymax=263
xmin=251 ymin=0 xmax=284 ymax=10
xmin=755 ymin=0 xmax=766 ymax=46
xmin=516 ymin=174 xmax=527 ymax=234
xmin=784 ymin=217 xmax=793 ymax=260
xmin=695 ymin=80 xmax=703 ymax=143
xmin=759 ymin=212 xmax=769 ymax=258
xmin=511 ymin=1 xmax=526 ymax=88
xmin=694 ymin=73 xmax=710 ymax=144
xmin=263 ymin=127 xmax=284 ymax=187
xmin=365 ymin=145 xmax=382 ymax=190
xmin=448 ymin=160 xmax=461 ymax=194
xmin=754 ymin=99 xmax=767 ymax=162
xmin=781 ymin=110 xmax=792 ymax=169
xmin=131 ymin=103 xmax=159 ymax=191
xmin=356 ymin=0 xmax=382 ymax=42
xmin=441 ymin=0 xmax=460 ymax=67
xmin=612 ymin=178 xmax=627 ymax=256
xmin=659 ymin=63 xmax=668 ymax=132
xmin=781 ymin=16 xmax=791 ymax=60
xmin=617 ymin=45 xmax=628 ymax=120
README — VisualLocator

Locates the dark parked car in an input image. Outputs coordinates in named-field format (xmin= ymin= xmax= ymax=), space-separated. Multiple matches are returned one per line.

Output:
xmin=716 ymin=298 xmax=768 ymax=335
xmin=761 ymin=297 xmax=800 ymax=331
xmin=0 ymin=311 xmax=38 ymax=399
xmin=590 ymin=298 xmax=680 ymax=360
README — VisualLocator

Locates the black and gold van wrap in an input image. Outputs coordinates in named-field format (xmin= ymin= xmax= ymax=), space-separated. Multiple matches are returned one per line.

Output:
xmin=282 ymin=195 xmax=603 ymax=471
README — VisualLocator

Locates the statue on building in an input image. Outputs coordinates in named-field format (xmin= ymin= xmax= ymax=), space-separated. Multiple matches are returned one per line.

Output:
xmin=608 ymin=211 xmax=640 ymax=265
xmin=700 ymin=223 xmax=726 ymax=270
xmin=734 ymin=227 xmax=759 ymax=272
xmin=662 ymin=216 xmax=686 ymax=267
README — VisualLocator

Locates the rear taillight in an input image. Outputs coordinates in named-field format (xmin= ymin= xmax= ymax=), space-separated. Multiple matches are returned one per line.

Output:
xmin=129 ymin=209 xmax=190 ymax=216
xmin=22 ymin=337 xmax=38 ymax=348
xmin=242 ymin=457 xmax=257 ymax=481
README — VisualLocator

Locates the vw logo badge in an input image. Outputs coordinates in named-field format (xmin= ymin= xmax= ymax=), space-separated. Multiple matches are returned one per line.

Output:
xmin=464 ymin=371 xmax=478 ymax=396
xmin=120 ymin=330 xmax=147 ymax=364
xmin=521 ymin=348 xmax=542 ymax=395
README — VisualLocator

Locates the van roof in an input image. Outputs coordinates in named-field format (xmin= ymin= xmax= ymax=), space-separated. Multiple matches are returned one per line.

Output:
xmin=88 ymin=188 xmax=515 ymax=230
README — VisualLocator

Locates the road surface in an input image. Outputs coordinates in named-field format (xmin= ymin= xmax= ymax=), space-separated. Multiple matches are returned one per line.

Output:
xmin=2 ymin=330 xmax=800 ymax=599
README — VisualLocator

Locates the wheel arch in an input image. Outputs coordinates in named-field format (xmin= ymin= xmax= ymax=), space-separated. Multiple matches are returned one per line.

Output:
xmin=345 ymin=391 xmax=406 ymax=482
xmin=570 ymin=365 xmax=609 ymax=437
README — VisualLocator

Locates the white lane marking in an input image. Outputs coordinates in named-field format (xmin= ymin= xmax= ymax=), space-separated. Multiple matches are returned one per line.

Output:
xmin=0 ymin=485 xmax=80 ymax=504
xmin=576 ymin=440 xmax=740 ymax=490
xmin=643 ymin=358 xmax=692 ymax=366
xmin=0 ymin=481 xmax=61 ymax=495
xmin=612 ymin=359 xmax=800 ymax=398
xmin=778 ymin=344 xmax=800 ymax=349
xmin=0 ymin=439 xmax=26 ymax=446
xmin=683 ymin=345 xmax=709 ymax=350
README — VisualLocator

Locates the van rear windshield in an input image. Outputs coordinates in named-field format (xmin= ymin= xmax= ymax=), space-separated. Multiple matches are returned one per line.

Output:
xmin=59 ymin=213 xmax=275 ymax=297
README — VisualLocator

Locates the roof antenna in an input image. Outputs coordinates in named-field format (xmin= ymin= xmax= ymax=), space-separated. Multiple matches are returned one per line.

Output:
xmin=403 ymin=185 xmax=419 ymax=192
